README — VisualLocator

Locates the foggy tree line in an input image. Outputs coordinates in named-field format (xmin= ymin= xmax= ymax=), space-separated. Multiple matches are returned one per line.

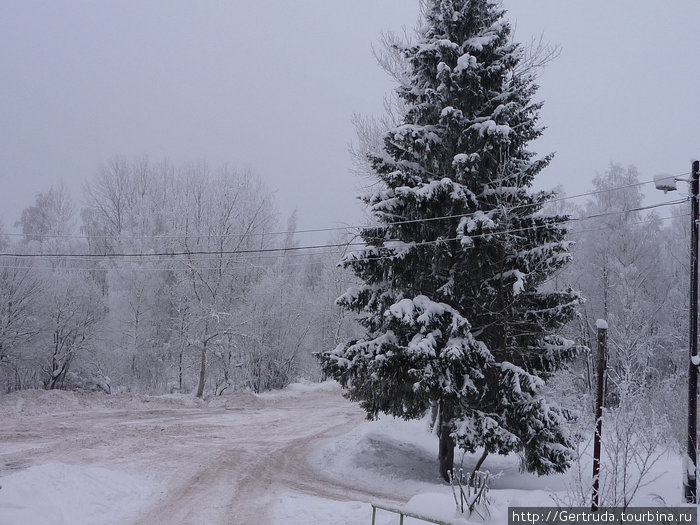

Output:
xmin=556 ymin=163 xmax=689 ymax=447
xmin=0 ymin=158 xmax=692 ymax=458
xmin=0 ymin=157 xmax=359 ymax=396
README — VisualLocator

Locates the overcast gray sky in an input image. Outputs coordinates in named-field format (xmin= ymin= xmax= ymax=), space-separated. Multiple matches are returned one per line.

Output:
xmin=2 ymin=1 xmax=700 ymax=237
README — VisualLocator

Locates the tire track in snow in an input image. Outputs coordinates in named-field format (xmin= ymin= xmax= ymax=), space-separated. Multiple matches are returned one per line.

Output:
xmin=1 ymin=387 xmax=409 ymax=524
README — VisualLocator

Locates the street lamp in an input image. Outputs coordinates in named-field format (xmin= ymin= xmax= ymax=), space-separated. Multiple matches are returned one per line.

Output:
xmin=655 ymin=160 xmax=700 ymax=504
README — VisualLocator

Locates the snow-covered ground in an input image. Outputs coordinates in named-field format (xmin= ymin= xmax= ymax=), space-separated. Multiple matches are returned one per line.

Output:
xmin=0 ymin=382 xmax=688 ymax=525
xmin=0 ymin=463 xmax=158 ymax=525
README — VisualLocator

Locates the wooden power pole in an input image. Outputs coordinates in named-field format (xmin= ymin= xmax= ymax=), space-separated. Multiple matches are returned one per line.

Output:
xmin=591 ymin=319 xmax=607 ymax=511
xmin=686 ymin=159 xmax=700 ymax=504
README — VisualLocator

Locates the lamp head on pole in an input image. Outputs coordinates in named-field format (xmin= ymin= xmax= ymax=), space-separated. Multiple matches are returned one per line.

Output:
xmin=653 ymin=174 xmax=678 ymax=194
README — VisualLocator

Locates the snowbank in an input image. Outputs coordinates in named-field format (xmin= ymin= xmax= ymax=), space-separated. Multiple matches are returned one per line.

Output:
xmin=0 ymin=462 xmax=160 ymax=525
xmin=308 ymin=408 xmax=683 ymax=525
xmin=0 ymin=389 xmax=206 ymax=417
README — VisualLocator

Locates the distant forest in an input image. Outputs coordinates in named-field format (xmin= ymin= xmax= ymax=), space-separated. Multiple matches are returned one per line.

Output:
xmin=0 ymin=160 xmax=688 ymax=447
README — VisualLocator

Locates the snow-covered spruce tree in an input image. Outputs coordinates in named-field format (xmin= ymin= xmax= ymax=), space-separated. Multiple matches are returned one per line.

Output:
xmin=318 ymin=0 xmax=582 ymax=481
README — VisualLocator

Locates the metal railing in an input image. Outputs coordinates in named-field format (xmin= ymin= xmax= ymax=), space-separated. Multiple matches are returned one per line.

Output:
xmin=371 ymin=502 xmax=454 ymax=525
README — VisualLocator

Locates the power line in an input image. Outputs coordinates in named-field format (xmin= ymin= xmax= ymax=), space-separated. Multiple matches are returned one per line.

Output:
xmin=341 ymin=200 xmax=687 ymax=260
xmin=0 ymin=198 xmax=687 ymax=263
xmin=0 ymin=241 xmax=357 ymax=260
xmin=0 ymin=211 xmax=687 ymax=273
xmin=334 ymin=212 xmax=690 ymax=266
xmin=3 ymin=172 xmax=688 ymax=242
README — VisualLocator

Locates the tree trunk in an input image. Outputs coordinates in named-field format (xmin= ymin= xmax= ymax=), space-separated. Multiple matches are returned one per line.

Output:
xmin=196 ymin=343 xmax=207 ymax=398
xmin=178 ymin=349 xmax=184 ymax=392
xmin=438 ymin=400 xmax=455 ymax=482
xmin=471 ymin=449 xmax=489 ymax=483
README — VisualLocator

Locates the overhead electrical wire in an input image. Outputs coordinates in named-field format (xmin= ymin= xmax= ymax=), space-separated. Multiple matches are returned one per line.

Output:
xmin=0 ymin=198 xmax=688 ymax=268
xmin=1 ymin=172 xmax=689 ymax=242
xmin=0 ymin=210 xmax=688 ymax=273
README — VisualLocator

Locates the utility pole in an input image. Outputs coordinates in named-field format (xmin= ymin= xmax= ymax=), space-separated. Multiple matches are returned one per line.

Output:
xmin=591 ymin=320 xmax=607 ymax=511
xmin=686 ymin=159 xmax=700 ymax=504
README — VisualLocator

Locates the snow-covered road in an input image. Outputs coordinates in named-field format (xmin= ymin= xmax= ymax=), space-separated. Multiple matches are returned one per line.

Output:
xmin=1 ymin=384 xmax=687 ymax=525
xmin=0 ymin=385 xmax=405 ymax=524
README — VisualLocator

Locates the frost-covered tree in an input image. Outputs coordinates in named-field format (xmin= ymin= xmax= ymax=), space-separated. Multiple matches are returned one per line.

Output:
xmin=569 ymin=164 xmax=673 ymax=402
xmin=39 ymin=270 xmax=105 ymax=390
xmin=16 ymin=183 xmax=75 ymax=243
xmin=82 ymin=158 xmax=180 ymax=391
xmin=169 ymin=165 xmax=275 ymax=398
xmin=10 ymin=185 xmax=108 ymax=391
xmin=319 ymin=0 xmax=581 ymax=480
xmin=556 ymin=164 xmax=686 ymax=458
xmin=0 ymin=261 xmax=43 ymax=391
